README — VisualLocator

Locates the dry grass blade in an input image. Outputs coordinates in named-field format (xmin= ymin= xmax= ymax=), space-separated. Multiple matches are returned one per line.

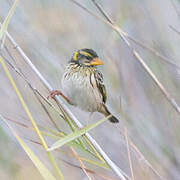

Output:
xmin=124 ymin=128 xmax=134 ymax=180
xmin=31 ymin=74 xmax=91 ymax=176
xmin=92 ymin=0 xmax=180 ymax=70
xmin=2 ymin=49 xmax=94 ymax=157
xmin=0 ymin=115 xmax=56 ymax=180
xmin=4 ymin=33 xmax=105 ymax=164
xmin=70 ymin=0 xmax=180 ymax=114
xmin=115 ymin=125 xmax=164 ymax=180
xmin=124 ymin=36 xmax=180 ymax=69
xmin=169 ymin=25 xmax=180 ymax=35
xmin=4 ymin=25 xmax=129 ymax=180
xmin=2 ymin=55 xmax=104 ymax=162
xmin=4 ymin=116 xmax=100 ymax=161
xmin=1 ymin=49 xmax=65 ymax=121
xmin=0 ymin=55 xmax=64 ymax=179
xmin=170 ymin=0 xmax=180 ymax=20
xmin=90 ymin=0 xmax=180 ymax=115
xmin=130 ymin=142 xmax=165 ymax=180
xmin=21 ymin=137 xmax=117 ymax=180
xmin=70 ymin=147 xmax=93 ymax=180
xmin=70 ymin=0 xmax=180 ymax=70
xmin=61 ymin=159 xmax=118 ymax=180
xmin=4 ymin=116 xmax=109 ymax=176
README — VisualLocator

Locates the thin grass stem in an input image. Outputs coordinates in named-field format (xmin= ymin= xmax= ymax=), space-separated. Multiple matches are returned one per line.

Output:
xmin=124 ymin=128 xmax=134 ymax=180
xmin=0 ymin=55 xmax=64 ymax=180
xmin=4 ymin=27 xmax=128 ymax=180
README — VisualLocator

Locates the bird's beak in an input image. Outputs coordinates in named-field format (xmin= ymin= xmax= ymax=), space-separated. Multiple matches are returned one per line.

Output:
xmin=90 ymin=58 xmax=103 ymax=66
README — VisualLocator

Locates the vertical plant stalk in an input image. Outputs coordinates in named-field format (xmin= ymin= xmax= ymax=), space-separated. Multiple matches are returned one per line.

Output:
xmin=5 ymin=28 xmax=129 ymax=180
xmin=124 ymin=128 xmax=134 ymax=180
xmin=0 ymin=55 xmax=64 ymax=180
xmin=130 ymin=142 xmax=164 ymax=180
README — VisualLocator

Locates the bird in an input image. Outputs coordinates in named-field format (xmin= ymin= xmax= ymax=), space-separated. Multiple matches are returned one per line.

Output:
xmin=49 ymin=48 xmax=119 ymax=123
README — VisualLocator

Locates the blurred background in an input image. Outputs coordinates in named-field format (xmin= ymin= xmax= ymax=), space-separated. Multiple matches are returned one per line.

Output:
xmin=0 ymin=0 xmax=180 ymax=179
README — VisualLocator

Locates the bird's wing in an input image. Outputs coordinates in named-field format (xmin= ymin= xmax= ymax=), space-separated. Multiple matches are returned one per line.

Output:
xmin=94 ymin=70 xmax=107 ymax=103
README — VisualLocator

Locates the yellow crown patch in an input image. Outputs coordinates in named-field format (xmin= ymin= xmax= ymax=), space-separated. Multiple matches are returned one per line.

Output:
xmin=73 ymin=51 xmax=79 ymax=61
xmin=80 ymin=51 xmax=93 ymax=58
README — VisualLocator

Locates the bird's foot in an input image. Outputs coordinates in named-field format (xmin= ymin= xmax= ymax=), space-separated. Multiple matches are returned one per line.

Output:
xmin=47 ymin=90 xmax=73 ymax=105
xmin=47 ymin=90 xmax=61 ymax=99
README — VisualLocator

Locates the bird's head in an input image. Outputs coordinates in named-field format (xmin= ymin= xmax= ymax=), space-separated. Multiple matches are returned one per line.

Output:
xmin=71 ymin=48 xmax=103 ymax=67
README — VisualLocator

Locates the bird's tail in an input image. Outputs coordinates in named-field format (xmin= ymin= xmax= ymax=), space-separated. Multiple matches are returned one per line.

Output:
xmin=108 ymin=115 xmax=119 ymax=123
xmin=101 ymin=105 xmax=119 ymax=123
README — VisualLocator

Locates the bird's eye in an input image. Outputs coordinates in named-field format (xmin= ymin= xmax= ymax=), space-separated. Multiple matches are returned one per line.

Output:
xmin=86 ymin=56 xmax=92 ymax=60
xmin=82 ymin=58 xmax=90 ymax=64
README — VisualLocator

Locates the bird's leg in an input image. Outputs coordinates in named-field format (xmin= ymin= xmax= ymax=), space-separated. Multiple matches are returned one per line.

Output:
xmin=86 ymin=112 xmax=93 ymax=125
xmin=47 ymin=90 xmax=73 ymax=105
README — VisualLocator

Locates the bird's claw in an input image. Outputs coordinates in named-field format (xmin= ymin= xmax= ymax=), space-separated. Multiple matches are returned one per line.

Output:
xmin=47 ymin=90 xmax=73 ymax=105
xmin=47 ymin=90 xmax=62 ymax=100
